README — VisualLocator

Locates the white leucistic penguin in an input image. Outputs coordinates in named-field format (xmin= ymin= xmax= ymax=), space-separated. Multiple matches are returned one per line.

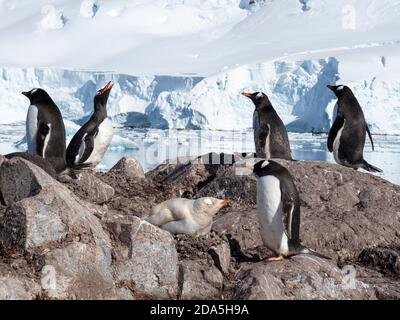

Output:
xmin=22 ymin=88 xmax=66 ymax=173
xmin=66 ymin=82 xmax=114 ymax=170
xmin=253 ymin=160 xmax=329 ymax=261
xmin=146 ymin=197 xmax=230 ymax=236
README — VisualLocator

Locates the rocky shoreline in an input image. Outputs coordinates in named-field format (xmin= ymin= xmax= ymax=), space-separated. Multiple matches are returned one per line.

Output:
xmin=0 ymin=153 xmax=399 ymax=300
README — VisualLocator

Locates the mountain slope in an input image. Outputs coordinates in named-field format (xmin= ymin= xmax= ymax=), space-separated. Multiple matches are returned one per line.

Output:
xmin=0 ymin=0 xmax=399 ymax=133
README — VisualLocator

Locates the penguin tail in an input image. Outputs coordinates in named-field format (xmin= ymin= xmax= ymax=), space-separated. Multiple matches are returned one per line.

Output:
xmin=362 ymin=160 xmax=383 ymax=173
xmin=298 ymin=246 xmax=332 ymax=260
xmin=57 ymin=167 xmax=78 ymax=179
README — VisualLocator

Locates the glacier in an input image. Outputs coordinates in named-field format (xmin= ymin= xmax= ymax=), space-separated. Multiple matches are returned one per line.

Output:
xmin=0 ymin=0 xmax=400 ymax=134
xmin=1 ymin=56 xmax=399 ymax=134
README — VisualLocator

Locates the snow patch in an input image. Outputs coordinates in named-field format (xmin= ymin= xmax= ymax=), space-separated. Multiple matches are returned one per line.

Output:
xmin=40 ymin=5 xmax=67 ymax=30
xmin=0 ymin=0 xmax=16 ymax=11
xmin=80 ymin=0 xmax=98 ymax=19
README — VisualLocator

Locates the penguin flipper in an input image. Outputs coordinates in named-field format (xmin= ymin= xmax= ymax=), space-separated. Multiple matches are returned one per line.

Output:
xmin=36 ymin=122 xmax=51 ymax=158
xmin=362 ymin=160 xmax=383 ymax=173
xmin=76 ymin=128 xmax=98 ymax=165
xmin=327 ymin=115 xmax=344 ymax=152
xmin=366 ymin=125 xmax=375 ymax=152
xmin=280 ymin=174 xmax=301 ymax=242
xmin=146 ymin=208 xmax=176 ymax=227
xmin=256 ymin=125 xmax=269 ymax=158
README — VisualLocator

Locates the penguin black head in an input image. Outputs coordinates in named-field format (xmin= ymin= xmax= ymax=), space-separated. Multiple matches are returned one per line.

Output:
xmin=253 ymin=159 xmax=271 ymax=177
xmin=253 ymin=159 xmax=288 ymax=178
xmin=94 ymin=82 xmax=113 ymax=109
xmin=21 ymin=88 xmax=52 ymax=105
xmin=242 ymin=91 xmax=271 ymax=109
xmin=327 ymin=85 xmax=351 ymax=98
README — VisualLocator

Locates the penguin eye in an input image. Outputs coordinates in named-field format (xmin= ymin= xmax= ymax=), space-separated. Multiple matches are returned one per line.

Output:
xmin=256 ymin=92 xmax=263 ymax=99
xmin=337 ymin=86 xmax=344 ymax=91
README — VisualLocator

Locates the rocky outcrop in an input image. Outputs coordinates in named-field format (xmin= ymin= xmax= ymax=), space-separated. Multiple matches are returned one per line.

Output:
xmin=41 ymin=242 xmax=116 ymax=299
xmin=0 ymin=276 xmax=41 ymax=300
xmin=61 ymin=171 xmax=115 ymax=205
xmin=110 ymin=157 xmax=145 ymax=180
xmin=234 ymin=255 xmax=376 ymax=300
xmin=108 ymin=216 xmax=179 ymax=298
xmin=0 ymin=153 xmax=399 ymax=300
xmin=0 ymin=158 xmax=110 ymax=253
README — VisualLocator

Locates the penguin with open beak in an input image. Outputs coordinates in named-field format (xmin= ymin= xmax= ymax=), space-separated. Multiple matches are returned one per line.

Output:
xmin=66 ymin=82 xmax=114 ymax=170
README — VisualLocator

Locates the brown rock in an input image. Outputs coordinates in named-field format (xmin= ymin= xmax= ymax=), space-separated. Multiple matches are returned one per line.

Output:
xmin=5 ymin=152 xmax=57 ymax=177
xmin=180 ymin=260 xmax=223 ymax=299
xmin=0 ymin=158 xmax=111 ymax=253
xmin=110 ymin=157 xmax=145 ymax=179
xmin=209 ymin=242 xmax=231 ymax=275
xmin=112 ymin=217 xmax=179 ymax=299
xmin=64 ymin=171 xmax=115 ymax=205
xmin=0 ymin=276 xmax=41 ymax=300
xmin=42 ymin=242 xmax=116 ymax=299
xmin=234 ymin=255 xmax=376 ymax=300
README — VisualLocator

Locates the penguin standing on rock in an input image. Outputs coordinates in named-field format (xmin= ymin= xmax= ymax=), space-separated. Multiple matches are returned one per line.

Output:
xmin=66 ymin=82 xmax=114 ymax=170
xmin=327 ymin=85 xmax=382 ymax=173
xmin=242 ymin=92 xmax=293 ymax=160
xmin=22 ymin=88 xmax=66 ymax=173
xmin=253 ymin=160 xmax=330 ymax=262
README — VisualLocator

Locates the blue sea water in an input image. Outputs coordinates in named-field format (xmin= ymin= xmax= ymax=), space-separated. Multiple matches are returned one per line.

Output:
xmin=1 ymin=125 xmax=399 ymax=185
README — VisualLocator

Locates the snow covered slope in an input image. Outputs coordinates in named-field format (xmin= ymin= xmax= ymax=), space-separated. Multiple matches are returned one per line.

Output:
xmin=0 ymin=0 xmax=399 ymax=133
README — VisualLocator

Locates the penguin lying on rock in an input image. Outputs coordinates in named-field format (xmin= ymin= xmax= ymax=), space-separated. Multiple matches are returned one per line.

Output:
xmin=253 ymin=160 xmax=330 ymax=262
xmin=146 ymin=197 xmax=230 ymax=236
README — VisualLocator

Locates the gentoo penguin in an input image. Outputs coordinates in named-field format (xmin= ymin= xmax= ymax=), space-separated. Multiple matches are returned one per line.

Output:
xmin=22 ymin=88 xmax=66 ymax=173
xmin=242 ymin=92 xmax=292 ymax=160
xmin=146 ymin=197 xmax=230 ymax=236
xmin=253 ymin=160 xmax=329 ymax=261
xmin=66 ymin=82 xmax=114 ymax=170
xmin=327 ymin=85 xmax=382 ymax=173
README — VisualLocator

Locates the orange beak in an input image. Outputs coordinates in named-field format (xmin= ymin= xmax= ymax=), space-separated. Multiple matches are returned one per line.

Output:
xmin=241 ymin=92 xmax=253 ymax=98
xmin=221 ymin=199 xmax=230 ymax=205
xmin=100 ymin=81 xmax=113 ymax=94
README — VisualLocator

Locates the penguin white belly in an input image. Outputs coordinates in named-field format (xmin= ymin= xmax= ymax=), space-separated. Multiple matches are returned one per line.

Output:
xmin=26 ymin=105 xmax=39 ymax=155
xmin=257 ymin=176 xmax=289 ymax=255
xmin=264 ymin=125 xmax=271 ymax=159
xmin=161 ymin=218 xmax=205 ymax=235
xmin=86 ymin=118 xmax=113 ymax=165
xmin=333 ymin=121 xmax=345 ymax=164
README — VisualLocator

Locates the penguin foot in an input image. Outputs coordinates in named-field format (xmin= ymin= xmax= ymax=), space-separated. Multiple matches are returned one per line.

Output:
xmin=265 ymin=255 xmax=284 ymax=262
